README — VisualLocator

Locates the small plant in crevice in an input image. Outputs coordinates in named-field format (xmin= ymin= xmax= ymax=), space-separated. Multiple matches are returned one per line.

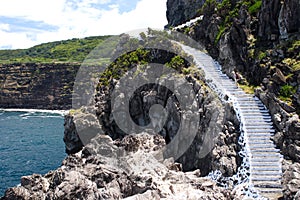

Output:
xmin=279 ymin=84 xmax=296 ymax=103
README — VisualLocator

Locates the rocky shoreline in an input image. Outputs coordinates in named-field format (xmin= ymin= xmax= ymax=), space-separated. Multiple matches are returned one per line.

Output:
xmin=1 ymin=49 xmax=246 ymax=199
xmin=1 ymin=0 xmax=300 ymax=199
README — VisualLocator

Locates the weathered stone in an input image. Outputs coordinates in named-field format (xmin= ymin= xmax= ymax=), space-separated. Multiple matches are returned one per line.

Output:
xmin=166 ymin=0 xmax=205 ymax=28
xmin=0 ymin=133 xmax=236 ymax=200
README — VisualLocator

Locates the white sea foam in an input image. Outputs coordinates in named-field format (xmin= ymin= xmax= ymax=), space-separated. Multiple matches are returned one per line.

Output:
xmin=0 ymin=108 xmax=68 ymax=116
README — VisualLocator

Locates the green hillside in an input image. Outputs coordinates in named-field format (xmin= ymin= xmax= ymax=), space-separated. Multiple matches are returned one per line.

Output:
xmin=0 ymin=35 xmax=112 ymax=64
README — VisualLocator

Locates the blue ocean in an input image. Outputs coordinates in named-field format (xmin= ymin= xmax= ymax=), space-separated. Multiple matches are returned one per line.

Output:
xmin=0 ymin=109 xmax=66 ymax=196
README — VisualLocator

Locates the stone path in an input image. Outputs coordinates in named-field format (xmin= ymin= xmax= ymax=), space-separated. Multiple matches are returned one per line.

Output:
xmin=180 ymin=44 xmax=283 ymax=199
xmin=173 ymin=16 xmax=203 ymax=30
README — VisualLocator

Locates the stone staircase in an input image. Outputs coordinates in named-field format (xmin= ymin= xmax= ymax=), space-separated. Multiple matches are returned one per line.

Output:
xmin=173 ymin=16 xmax=203 ymax=30
xmin=180 ymin=44 xmax=283 ymax=199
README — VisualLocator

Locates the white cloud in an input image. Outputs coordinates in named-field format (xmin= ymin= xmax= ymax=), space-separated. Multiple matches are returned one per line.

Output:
xmin=0 ymin=0 xmax=167 ymax=49
xmin=0 ymin=24 xmax=10 ymax=31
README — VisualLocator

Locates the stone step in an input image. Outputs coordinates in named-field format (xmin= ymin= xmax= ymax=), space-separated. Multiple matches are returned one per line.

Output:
xmin=243 ymin=128 xmax=275 ymax=132
xmin=248 ymin=141 xmax=274 ymax=145
xmin=251 ymin=166 xmax=282 ymax=172
xmin=241 ymin=110 xmax=269 ymax=114
xmin=242 ymin=114 xmax=271 ymax=118
xmin=245 ymin=127 xmax=274 ymax=131
xmin=251 ymin=171 xmax=282 ymax=176
xmin=219 ymin=82 xmax=234 ymax=85
xmin=251 ymin=176 xmax=282 ymax=182
xmin=246 ymin=130 xmax=273 ymax=134
xmin=251 ymin=162 xmax=280 ymax=168
xmin=232 ymin=95 xmax=252 ymax=99
xmin=257 ymin=189 xmax=283 ymax=198
xmin=238 ymin=98 xmax=260 ymax=102
xmin=250 ymin=145 xmax=278 ymax=150
xmin=252 ymin=156 xmax=283 ymax=160
xmin=252 ymin=181 xmax=282 ymax=188
xmin=256 ymin=188 xmax=283 ymax=195
xmin=237 ymin=101 xmax=264 ymax=104
xmin=251 ymin=152 xmax=282 ymax=157
xmin=246 ymin=129 xmax=275 ymax=133
xmin=241 ymin=112 xmax=270 ymax=117
xmin=251 ymin=148 xmax=280 ymax=153
xmin=248 ymin=144 xmax=277 ymax=149
xmin=244 ymin=121 xmax=273 ymax=128
xmin=181 ymin=44 xmax=283 ymax=198
xmin=247 ymin=137 xmax=273 ymax=141
xmin=251 ymin=163 xmax=281 ymax=167
xmin=239 ymin=106 xmax=267 ymax=110
xmin=247 ymin=133 xmax=272 ymax=137
xmin=243 ymin=116 xmax=272 ymax=120
xmin=245 ymin=120 xmax=272 ymax=123
xmin=251 ymin=158 xmax=281 ymax=163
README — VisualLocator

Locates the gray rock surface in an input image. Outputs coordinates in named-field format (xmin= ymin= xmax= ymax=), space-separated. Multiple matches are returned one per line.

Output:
xmin=1 ymin=133 xmax=237 ymax=200
xmin=166 ymin=0 xmax=205 ymax=28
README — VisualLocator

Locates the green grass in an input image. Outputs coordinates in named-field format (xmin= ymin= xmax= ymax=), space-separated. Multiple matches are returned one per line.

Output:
xmin=258 ymin=51 xmax=267 ymax=60
xmin=215 ymin=25 xmax=226 ymax=44
xmin=248 ymin=0 xmax=262 ymax=15
xmin=239 ymin=84 xmax=258 ymax=94
xmin=0 ymin=35 xmax=112 ymax=64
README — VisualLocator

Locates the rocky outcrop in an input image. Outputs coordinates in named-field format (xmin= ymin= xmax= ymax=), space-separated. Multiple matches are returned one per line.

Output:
xmin=283 ymin=161 xmax=300 ymax=199
xmin=63 ymin=114 xmax=84 ymax=154
xmin=167 ymin=0 xmax=300 ymax=198
xmin=1 ymin=133 xmax=241 ymax=200
xmin=166 ymin=0 xmax=205 ymax=28
xmin=0 ymin=63 xmax=80 ymax=109
xmin=256 ymin=90 xmax=300 ymax=162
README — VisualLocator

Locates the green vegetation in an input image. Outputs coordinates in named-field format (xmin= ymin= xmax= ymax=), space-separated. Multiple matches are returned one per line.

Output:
xmin=166 ymin=55 xmax=185 ymax=71
xmin=209 ymin=0 xmax=262 ymax=44
xmin=0 ymin=35 xmax=112 ymax=64
xmin=239 ymin=83 xmax=259 ymax=94
xmin=197 ymin=0 xmax=218 ymax=15
xmin=258 ymin=51 xmax=267 ymax=60
xmin=283 ymin=58 xmax=300 ymax=72
xmin=215 ymin=25 xmax=226 ymax=44
xmin=248 ymin=0 xmax=262 ymax=15
xmin=98 ymin=48 xmax=151 ymax=87
xmin=288 ymin=40 xmax=300 ymax=54
xmin=97 ymin=30 xmax=191 ymax=88
xmin=279 ymin=84 xmax=296 ymax=102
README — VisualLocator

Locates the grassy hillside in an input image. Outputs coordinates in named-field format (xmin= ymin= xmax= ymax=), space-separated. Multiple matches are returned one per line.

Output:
xmin=0 ymin=35 xmax=112 ymax=64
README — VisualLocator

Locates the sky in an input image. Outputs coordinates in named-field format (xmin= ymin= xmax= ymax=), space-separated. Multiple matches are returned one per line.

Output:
xmin=0 ymin=0 xmax=168 ymax=49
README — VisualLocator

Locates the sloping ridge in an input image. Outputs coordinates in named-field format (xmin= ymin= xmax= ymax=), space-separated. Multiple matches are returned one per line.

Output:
xmin=180 ymin=44 xmax=283 ymax=199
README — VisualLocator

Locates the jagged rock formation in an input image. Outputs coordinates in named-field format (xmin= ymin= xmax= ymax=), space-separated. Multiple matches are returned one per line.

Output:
xmin=0 ymin=43 xmax=247 ymax=199
xmin=1 ymin=133 xmax=241 ymax=200
xmin=168 ymin=0 xmax=300 ymax=198
xmin=0 ymin=63 xmax=80 ymax=109
xmin=166 ymin=0 xmax=205 ymax=28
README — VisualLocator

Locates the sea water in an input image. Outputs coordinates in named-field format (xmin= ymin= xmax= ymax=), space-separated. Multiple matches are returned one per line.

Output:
xmin=0 ymin=109 xmax=66 ymax=196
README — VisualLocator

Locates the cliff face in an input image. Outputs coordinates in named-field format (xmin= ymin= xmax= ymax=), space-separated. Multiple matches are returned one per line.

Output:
xmin=0 ymin=63 xmax=80 ymax=110
xmin=166 ymin=0 xmax=205 ymax=27
xmin=168 ymin=0 xmax=300 ymax=198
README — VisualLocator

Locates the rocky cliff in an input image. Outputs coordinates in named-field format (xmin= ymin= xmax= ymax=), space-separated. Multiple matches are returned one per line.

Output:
xmin=0 ymin=63 xmax=80 ymax=110
xmin=1 ymin=32 xmax=246 ymax=199
xmin=166 ymin=0 xmax=205 ymax=27
xmin=1 ymin=0 xmax=300 ymax=199
xmin=169 ymin=0 xmax=300 ymax=198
